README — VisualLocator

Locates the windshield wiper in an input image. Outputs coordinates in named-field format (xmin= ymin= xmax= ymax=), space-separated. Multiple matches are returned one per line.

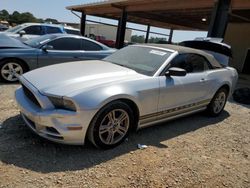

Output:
xmin=22 ymin=41 xmax=28 ymax=45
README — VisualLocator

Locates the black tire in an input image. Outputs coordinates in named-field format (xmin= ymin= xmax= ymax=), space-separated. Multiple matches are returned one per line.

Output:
xmin=0 ymin=59 xmax=27 ymax=82
xmin=87 ymin=101 xmax=134 ymax=149
xmin=206 ymin=88 xmax=228 ymax=117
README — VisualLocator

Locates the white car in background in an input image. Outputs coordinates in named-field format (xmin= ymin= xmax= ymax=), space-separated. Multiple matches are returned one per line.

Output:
xmin=2 ymin=23 xmax=80 ymax=41
xmin=15 ymin=44 xmax=238 ymax=149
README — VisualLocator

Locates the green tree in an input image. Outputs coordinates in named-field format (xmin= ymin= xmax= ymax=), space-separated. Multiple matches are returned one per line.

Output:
xmin=7 ymin=10 xmax=41 ymax=24
xmin=44 ymin=18 xmax=59 ymax=24
xmin=0 ymin=9 xmax=9 ymax=20
xmin=0 ymin=9 xmax=63 ymax=25
xmin=19 ymin=12 xmax=37 ymax=23
xmin=131 ymin=35 xmax=145 ymax=43
xmin=9 ymin=11 xmax=21 ymax=24
xmin=148 ymin=37 xmax=167 ymax=43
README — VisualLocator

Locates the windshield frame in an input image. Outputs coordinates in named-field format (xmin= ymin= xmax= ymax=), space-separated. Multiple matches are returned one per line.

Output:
xmin=104 ymin=45 xmax=175 ymax=77
xmin=5 ymin=24 xmax=25 ymax=33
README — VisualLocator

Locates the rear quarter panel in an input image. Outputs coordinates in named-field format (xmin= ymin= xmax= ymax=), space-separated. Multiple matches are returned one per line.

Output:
xmin=206 ymin=67 xmax=238 ymax=98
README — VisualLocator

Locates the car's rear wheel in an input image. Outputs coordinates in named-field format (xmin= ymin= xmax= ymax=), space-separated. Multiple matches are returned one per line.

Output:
xmin=206 ymin=88 xmax=228 ymax=116
xmin=0 ymin=59 xmax=26 ymax=82
xmin=88 ymin=101 xmax=134 ymax=149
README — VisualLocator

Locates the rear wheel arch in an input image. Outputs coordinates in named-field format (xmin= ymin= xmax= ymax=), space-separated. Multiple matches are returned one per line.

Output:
xmin=218 ymin=84 xmax=230 ymax=96
xmin=207 ymin=86 xmax=229 ymax=116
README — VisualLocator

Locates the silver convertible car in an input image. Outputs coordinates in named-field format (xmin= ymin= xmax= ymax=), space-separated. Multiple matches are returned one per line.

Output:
xmin=15 ymin=44 xmax=238 ymax=148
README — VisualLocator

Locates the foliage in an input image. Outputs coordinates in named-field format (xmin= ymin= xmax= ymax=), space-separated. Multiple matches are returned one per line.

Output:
xmin=0 ymin=9 xmax=59 ymax=24
xmin=131 ymin=35 xmax=168 ymax=43
xmin=131 ymin=35 xmax=145 ymax=43
xmin=44 ymin=18 xmax=59 ymax=24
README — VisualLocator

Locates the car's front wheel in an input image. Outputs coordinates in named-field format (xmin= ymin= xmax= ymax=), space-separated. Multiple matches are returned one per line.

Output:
xmin=0 ymin=59 xmax=26 ymax=82
xmin=88 ymin=101 xmax=134 ymax=149
xmin=207 ymin=88 xmax=228 ymax=116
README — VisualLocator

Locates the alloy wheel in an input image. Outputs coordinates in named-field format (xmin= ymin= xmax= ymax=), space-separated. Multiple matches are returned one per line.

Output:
xmin=213 ymin=92 xmax=226 ymax=114
xmin=1 ymin=62 xmax=23 ymax=82
xmin=99 ymin=109 xmax=129 ymax=145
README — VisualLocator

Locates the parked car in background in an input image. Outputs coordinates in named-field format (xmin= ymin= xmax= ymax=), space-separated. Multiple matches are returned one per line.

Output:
xmin=15 ymin=44 xmax=238 ymax=148
xmin=2 ymin=23 xmax=80 ymax=41
xmin=0 ymin=24 xmax=9 ymax=31
xmin=64 ymin=26 xmax=81 ymax=36
xmin=95 ymin=35 xmax=116 ymax=48
xmin=179 ymin=37 xmax=232 ymax=67
xmin=0 ymin=34 xmax=115 ymax=82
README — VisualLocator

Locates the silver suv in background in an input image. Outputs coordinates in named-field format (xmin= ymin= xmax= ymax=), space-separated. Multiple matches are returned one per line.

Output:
xmin=2 ymin=23 xmax=80 ymax=41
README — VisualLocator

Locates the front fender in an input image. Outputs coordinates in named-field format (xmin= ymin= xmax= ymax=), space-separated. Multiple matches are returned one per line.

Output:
xmin=72 ymin=84 xmax=141 ymax=112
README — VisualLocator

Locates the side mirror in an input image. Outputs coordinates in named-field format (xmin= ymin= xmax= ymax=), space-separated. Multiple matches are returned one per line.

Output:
xmin=165 ymin=67 xmax=187 ymax=77
xmin=19 ymin=30 xmax=26 ymax=37
xmin=42 ymin=45 xmax=53 ymax=52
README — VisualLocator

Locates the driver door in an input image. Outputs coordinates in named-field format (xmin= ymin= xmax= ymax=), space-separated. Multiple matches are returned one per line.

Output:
xmin=158 ymin=53 xmax=212 ymax=114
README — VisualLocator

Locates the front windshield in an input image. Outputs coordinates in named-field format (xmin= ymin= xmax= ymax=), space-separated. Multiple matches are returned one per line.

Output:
xmin=24 ymin=35 xmax=57 ymax=48
xmin=104 ymin=46 xmax=172 ymax=76
xmin=5 ymin=24 xmax=24 ymax=33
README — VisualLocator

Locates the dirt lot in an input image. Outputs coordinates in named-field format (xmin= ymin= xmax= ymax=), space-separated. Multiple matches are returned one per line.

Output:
xmin=0 ymin=83 xmax=249 ymax=188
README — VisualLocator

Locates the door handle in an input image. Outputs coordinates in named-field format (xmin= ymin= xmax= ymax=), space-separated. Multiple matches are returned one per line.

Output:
xmin=200 ymin=78 xmax=206 ymax=82
xmin=73 ymin=56 xmax=79 ymax=59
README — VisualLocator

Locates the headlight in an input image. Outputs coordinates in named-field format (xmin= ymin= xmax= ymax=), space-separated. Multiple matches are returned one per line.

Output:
xmin=48 ymin=96 xmax=76 ymax=111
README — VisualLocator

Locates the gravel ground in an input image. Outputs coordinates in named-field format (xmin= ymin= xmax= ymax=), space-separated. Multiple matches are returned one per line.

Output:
xmin=0 ymin=83 xmax=249 ymax=188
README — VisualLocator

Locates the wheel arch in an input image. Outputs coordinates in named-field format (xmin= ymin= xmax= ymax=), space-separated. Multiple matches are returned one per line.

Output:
xmin=98 ymin=97 xmax=140 ymax=130
xmin=85 ymin=97 xmax=140 ymax=145
xmin=217 ymin=83 xmax=231 ymax=96
xmin=116 ymin=98 xmax=140 ymax=130
xmin=0 ymin=57 xmax=30 ymax=71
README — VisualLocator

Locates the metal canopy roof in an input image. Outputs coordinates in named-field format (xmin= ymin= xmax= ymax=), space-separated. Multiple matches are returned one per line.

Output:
xmin=67 ymin=0 xmax=250 ymax=30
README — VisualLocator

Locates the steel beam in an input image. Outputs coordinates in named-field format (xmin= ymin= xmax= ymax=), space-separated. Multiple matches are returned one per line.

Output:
xmin=80 ymin=12 xmax=86 ymax=36
xmin=168 ymin=28 xmax=173 ymax=43
xmin=145 ymin=24 xmax=150 ymax=43
xmin=207 ymin=0 xmax=231 ymax=38
xmin=115 ymin=10 xmax=127 ymax=49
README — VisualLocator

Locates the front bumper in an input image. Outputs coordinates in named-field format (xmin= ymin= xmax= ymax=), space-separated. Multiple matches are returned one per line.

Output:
xmin=15 ymin=87 xmax=89 ymax=145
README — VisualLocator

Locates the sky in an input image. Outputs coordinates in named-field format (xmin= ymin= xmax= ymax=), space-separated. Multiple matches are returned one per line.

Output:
xmin=1 ymin=0 xmax=207 ymax=42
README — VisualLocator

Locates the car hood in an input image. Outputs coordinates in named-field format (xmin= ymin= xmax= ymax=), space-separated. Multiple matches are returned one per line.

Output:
xmin=22 ymin=60 xmax=144 ymax=96
xmin=0 ymin=33 xmax=29 ymax=49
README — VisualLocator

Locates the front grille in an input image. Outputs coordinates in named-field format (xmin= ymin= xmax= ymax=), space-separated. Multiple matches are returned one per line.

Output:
xmin=22 ymin=84 xmax=41 ymax=108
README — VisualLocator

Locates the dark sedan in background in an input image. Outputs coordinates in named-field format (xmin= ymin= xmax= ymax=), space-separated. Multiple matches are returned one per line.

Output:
xmin=0 ymin=34 xmax=115 ymax=82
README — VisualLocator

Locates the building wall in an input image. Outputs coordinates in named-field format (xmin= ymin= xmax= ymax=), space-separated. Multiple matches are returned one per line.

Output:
xmin=85 ymin=24 xmax=132 ymax=42
xmin=224 ymin=23 xmax=250 ymax=72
